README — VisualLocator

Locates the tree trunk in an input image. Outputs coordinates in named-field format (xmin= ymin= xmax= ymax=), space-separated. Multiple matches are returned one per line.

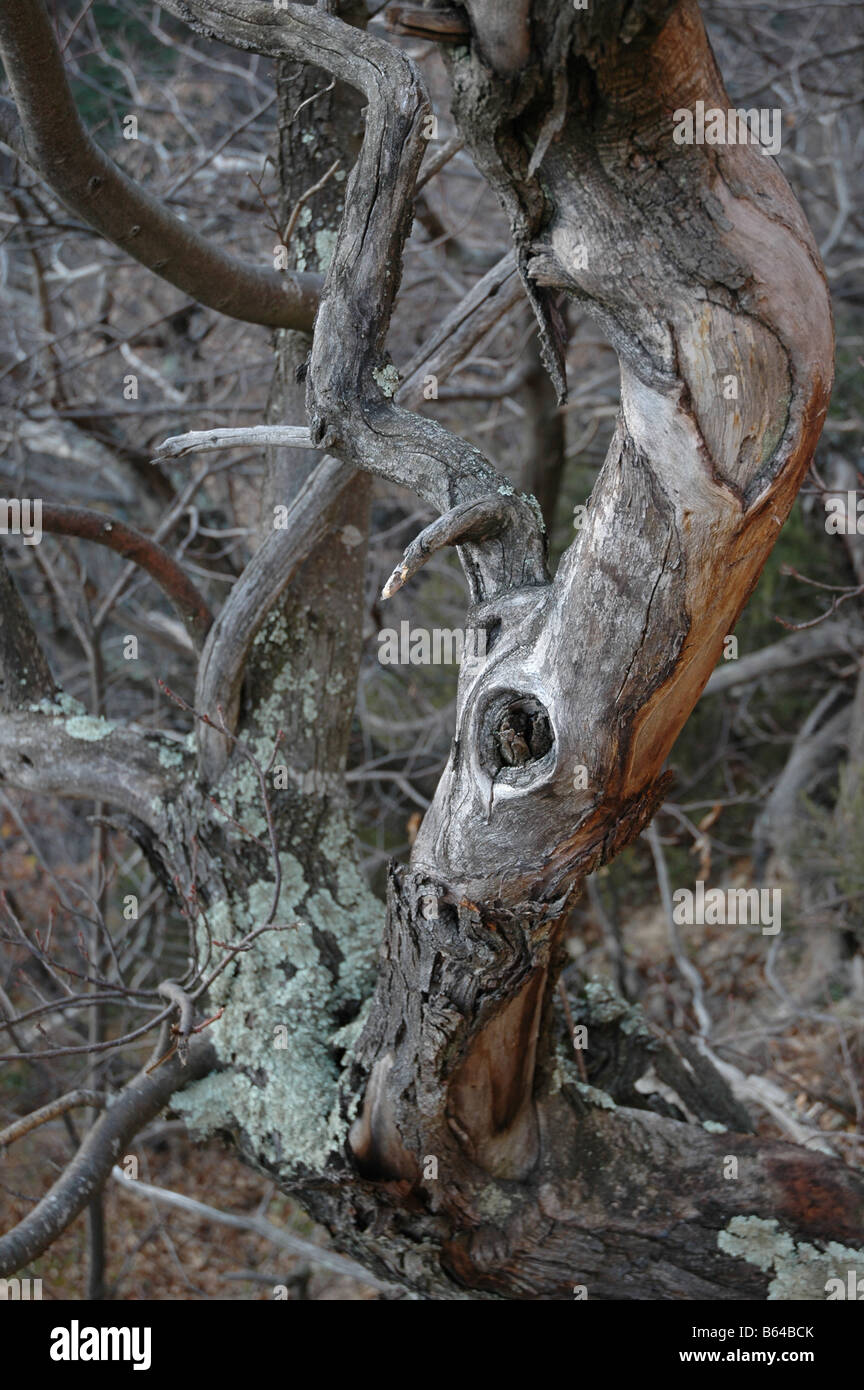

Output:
xmin=1 ymin=0 xmax=861 ymax=1301
xmin=155 ymin=0 xmax=858 ymax=1301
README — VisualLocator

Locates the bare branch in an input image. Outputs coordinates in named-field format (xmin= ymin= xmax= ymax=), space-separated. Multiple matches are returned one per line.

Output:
xmin=0 ymin=1090 xmax=108 ymax=1149
xmin=0 ymin=0 xmax=320 ymax=331
xmin=0 ymin=707 xmax=175 ymax=834
xmin=415 ymin=133 xmax=464 ymax=193
xmin=110 ymin=1166 xmax=400 ymax=1293
xmin=193 ymin=454 xmax=355 ymax=780
xmin=157 ymin=0 xmax=547 ymax=603
xmin=36 ymin=505 xmax=213 ymax=650
xmin=0 ymin=1039 xmax=215 ymax=1277
xmin=154 ymin=425 xmax=314 ymax=460
xmin=704 ymin=619 xmax=863 ymax=696
xmin=396 ymin=251 xmax=524 ymax=407
xmin=381 ymin=494 xmax=525 ymax=598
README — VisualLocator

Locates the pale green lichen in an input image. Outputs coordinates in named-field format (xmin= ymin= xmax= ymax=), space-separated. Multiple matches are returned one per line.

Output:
xmin=330 ymin=998 xmax=371 ymax=1057
xmin=157 ymin=741 xmax=187 ymax=770
xmin=340 ymin=525 xmax=363 ymax=550
xmin=175 ymin=811 xmax=382 ymax=1176
xmin=174 ymin=605 xmax=384 ymax=1174
xmin=702 ymin=1119 xmax=728 ymax=1133
xmin=718 ymin=1215 xmax=864 ymax=1300
xmin=216 ymin=628 xmax=324 ymax=839
xmin=522 ymin=489 xmax=547 ymax=534
xmin=372 ymin=363 xmax=400 ymax=398
xmin=29 ymin=691 xmax=86 ymax=718
xmin=571 ymin=1080 xmax=617 ymax=1110
xmin=314 ymin=228 xmax=337 ymax=272
xmin=177 ymin=863 xmax=338 ymax=1170
xmin=30 ymin=685 xmax=114 ymax=741
xmin=64 ymin=714 xmax=116 ymax=741
xmin=581 ymin=977 xmax=654 ymax=1042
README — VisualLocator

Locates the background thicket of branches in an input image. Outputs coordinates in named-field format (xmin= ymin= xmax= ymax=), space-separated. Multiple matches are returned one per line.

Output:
xmin=1 ymin=0 xmax=862 ymax=1299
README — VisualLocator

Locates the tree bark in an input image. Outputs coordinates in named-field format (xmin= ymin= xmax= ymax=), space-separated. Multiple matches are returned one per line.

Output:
xmin=1 ymin=0 xmax=860 ymax=1301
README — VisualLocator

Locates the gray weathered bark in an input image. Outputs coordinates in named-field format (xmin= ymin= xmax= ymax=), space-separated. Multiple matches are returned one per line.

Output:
xmin=1 ymin=0 xmax=861 ymax=1301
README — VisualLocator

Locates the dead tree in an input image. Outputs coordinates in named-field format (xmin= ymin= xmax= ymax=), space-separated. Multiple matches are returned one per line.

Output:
xmin=1 ymin=0 xmax=862 ymax=1300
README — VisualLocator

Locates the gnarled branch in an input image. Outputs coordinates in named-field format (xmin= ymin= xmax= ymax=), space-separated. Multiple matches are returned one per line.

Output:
xmin=0 ymin=0 xmax=320 ymax=332
xmin=157 ymin=0 xmax=549 ymax=605
xmin=0 ymin=706 xmax=176 ymax=835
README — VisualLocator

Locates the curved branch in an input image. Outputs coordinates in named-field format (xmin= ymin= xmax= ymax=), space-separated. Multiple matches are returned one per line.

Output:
xmin=157 ymin=0 xmax=548 ymax=604
xmin=0 ymin=0 xmax=320 ymax=332
xmin=0 ymin=1040 xmax=215 ymax=1277
xmin=381 ymin=495 xmax=524 ymax=598
xmin=0 ymin=1090 xmax=108 ymax=1149
xmin=193 ymin=454 xmax=355 ymax=781
xmin=39 ymin=505 xmax=212 ymax=650
xmin=704 ymin=619 xmax=862 ymax=697
xmin=0 ymin=707 xmax=176 ymax=835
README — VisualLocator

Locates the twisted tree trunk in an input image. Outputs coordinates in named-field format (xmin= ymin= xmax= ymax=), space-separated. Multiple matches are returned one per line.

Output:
xmin=1 ymin=0 xmax=861 ymax=1300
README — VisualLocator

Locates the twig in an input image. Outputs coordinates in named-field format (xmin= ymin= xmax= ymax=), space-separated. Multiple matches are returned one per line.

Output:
xmin=556 ymin=980 xmax=588 ymax=1082
xmin=0 ymin=1089 xmax=108 ymax=1149
xmin=282 ymin=158 xmax=341 ymax=246
xmin=110 ymin=1167 xmax=401 ymax=1293
xmin=646 ymin=821 xmax=713 ymax=1038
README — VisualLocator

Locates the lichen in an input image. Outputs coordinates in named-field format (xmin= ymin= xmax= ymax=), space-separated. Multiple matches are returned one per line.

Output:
xmin=177 ymin=862 xmax=340 ymax=1170
xmin=314 ymin=228 xmax=337 ymax=272
xmin=174 ymin=602 xmax=384 ymax=1175
xmin=157 ymin=741 xmax=187 ymax=770
xmin=702 ymin=1119 xmax=728 ymax=1133
xmin=29 ymin=691 xmax=85 ymax=718
xmin=175 ymin=810 xmax=382 ymax=1176
xmin=64 ymin=714 xmax=116 ymax=741
xmin=718 ymin=1215 xmax=864 ymax=1300
xmin=372 ymin=363 xmax=400 ymax=397
xmin=571 ymin=1080 xmax=617 ymax=1110
xmin=29 ymin=687 xmax=115 ymax=741
xmin=522 ymin=490 xmax=547 ymax=534
xmin=340 ymin=525 xmax=364 ymax=550
xmin=581 ymin=977 xmax=654 ymax=1042
xmin=476 ymin=1185 xmax=513 ymax=1221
